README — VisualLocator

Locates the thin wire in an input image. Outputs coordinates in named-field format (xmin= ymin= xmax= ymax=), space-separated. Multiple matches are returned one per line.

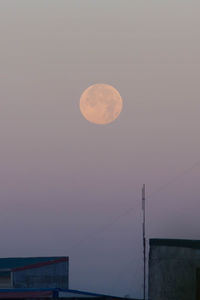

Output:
xmin=67 ymin=159 xmax=200 ymax=252
xmin=67 ymin=206 xmax=135 ymax=252
xmin=109 ymin=157 xmax=200 ymax=297
xmin=149 ymin=159 xmax=200 ymax=198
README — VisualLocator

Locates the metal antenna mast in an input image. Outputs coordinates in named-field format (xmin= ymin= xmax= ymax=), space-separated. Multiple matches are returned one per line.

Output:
xmin=142 ymin=184 xmax=146 ymax=300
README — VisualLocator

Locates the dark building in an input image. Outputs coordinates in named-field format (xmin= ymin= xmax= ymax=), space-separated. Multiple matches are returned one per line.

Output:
xmin=149 ymin=238 xmax=200 ymax=300
xmin=0 ymin=256 xmax=140 ymax=300
xmin=0 ymin=256 xmax=69 ymax=289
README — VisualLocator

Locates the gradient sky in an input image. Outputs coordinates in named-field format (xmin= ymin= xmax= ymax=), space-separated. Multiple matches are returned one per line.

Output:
xmin=1 ymin=0 xmax=200 ymax=298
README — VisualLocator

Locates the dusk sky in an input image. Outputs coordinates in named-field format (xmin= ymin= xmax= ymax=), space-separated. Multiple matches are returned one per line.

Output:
xmin=1 ymin=1 xmax=200 ymax=298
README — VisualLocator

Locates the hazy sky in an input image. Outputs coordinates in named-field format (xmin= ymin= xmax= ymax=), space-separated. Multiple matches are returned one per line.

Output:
xmin=1 ymin=0 xmax=200 ymax=298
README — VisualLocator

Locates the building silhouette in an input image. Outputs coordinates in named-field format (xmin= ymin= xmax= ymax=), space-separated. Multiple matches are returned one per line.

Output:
xmin=149 ymin=238 xmax=200 ymax=300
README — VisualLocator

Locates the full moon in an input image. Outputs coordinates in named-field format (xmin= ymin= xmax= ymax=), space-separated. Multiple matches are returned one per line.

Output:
xmin=80 ymin=84 xmax=123 ymax=125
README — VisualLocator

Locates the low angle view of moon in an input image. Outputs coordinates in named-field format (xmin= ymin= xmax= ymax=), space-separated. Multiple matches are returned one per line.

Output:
xmin=1 ymin=1 xmax=200 ymax=298
xmin=80 ymin=84 xmax=123 ymax=125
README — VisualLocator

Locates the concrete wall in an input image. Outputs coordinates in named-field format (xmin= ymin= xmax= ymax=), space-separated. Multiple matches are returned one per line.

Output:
xmin=13 ymin=260 xmax=69 ymax=289
xmin=0 ymin=276 xmax=11 ymax=288
xmin=149 ymin=241 xmax=200 ymax=300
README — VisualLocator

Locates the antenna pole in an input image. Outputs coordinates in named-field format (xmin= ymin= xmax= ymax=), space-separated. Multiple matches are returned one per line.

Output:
xmin=142 ymin=184 xmax=146 ymax=300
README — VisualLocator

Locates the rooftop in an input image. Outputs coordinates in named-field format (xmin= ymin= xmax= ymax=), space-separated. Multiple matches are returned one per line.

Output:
xmin=150 ymin=238 xmax=200 ymax=249
xmin=0 ymin=257 xmax=68 ymax=271
xmin=0 ymin=288 xmax=140 ymax=299
xmin=0 ymin=256 xmax=68 ymax=279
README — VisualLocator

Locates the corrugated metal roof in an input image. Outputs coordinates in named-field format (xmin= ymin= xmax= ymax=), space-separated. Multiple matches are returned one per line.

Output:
xmin=0 ymin=288 xmax=103 ymax=299
xmin=0 ymin=257 xmax=67 ymax=271
xmin=0 ymin=288 xmax=54 ymax=298
xmin=0 ymin=288 xmax=141 ymax=299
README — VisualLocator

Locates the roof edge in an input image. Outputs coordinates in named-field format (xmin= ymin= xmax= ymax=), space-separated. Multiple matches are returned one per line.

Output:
xmin=12 ymin=257 xmax=68 ymax=272
xmin=150 ymin=238 xmax=200 ymax=249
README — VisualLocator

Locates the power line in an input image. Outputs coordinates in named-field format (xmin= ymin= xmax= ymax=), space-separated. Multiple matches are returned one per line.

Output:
xmin=149 ymin=159 xmax=200 ymax=198
xmin=67 ymin=206 xmax=136 ymax=252
xmin=67 ymin=159 xmax=200 ymax=255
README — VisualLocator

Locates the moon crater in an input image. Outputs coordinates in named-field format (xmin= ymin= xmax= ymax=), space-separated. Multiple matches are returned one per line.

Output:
xmin=80 ymin=84 xmax=123 ymax=125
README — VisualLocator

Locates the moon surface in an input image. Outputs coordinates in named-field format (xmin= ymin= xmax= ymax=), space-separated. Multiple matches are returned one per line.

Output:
xmin=80 ymin=84 xmax=123 ymax=125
